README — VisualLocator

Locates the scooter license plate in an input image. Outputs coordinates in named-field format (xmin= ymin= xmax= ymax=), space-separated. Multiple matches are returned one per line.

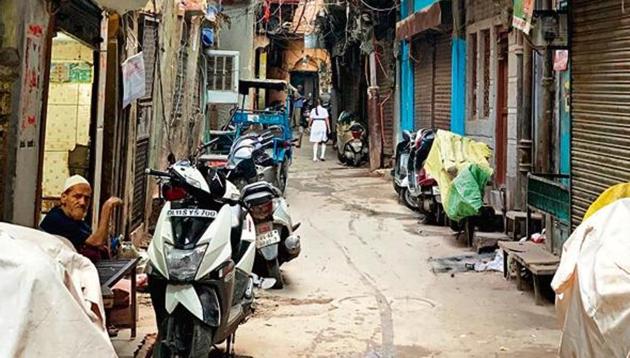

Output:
xmin=256 ymin=230 xmax=280 ymax=249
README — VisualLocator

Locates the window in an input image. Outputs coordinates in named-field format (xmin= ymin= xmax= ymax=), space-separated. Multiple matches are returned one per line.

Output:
xmin=206 ymin=50 xmax=240 ymax=103
xmin=467 ymin=26 xmax=494 ymax=120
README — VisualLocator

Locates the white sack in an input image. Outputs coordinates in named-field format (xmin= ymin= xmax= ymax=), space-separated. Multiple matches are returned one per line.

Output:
xmin=551 ymin=199 xmax=630 ymax=358
xmin=0 ymin=223 xmax=117 ymax=358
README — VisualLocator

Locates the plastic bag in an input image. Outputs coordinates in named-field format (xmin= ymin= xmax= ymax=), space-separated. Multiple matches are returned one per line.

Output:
xmin=445 ymin=163 xmax=492 ymax=221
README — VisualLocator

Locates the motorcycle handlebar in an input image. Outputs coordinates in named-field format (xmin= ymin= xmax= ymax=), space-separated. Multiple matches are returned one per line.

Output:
xmin=145 ymin=168 xmax=171 ymax=178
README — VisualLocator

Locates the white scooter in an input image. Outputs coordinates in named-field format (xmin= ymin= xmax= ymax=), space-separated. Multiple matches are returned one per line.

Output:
xmin=145 ymin=161 xmax=266 ymax=357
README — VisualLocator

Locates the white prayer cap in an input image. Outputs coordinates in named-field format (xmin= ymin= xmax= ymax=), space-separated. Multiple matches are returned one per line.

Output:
xmin=63 ymin=175 xmax=91 ymax=193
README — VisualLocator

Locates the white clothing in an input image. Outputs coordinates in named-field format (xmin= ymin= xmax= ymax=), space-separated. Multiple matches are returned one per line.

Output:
xmin=313 ymin=142 xmax=326 ymax=160
xmin=309 ymin=106 xmax=329 ymax=143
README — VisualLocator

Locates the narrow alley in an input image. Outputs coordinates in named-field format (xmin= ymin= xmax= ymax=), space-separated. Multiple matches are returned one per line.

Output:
xmin=3 ymin=0 xmax=630 ymax=357
xmin=233 ymin=147 xmax=560 ymax=357
xmin=114 ymin=145 xmax=560 ymax=358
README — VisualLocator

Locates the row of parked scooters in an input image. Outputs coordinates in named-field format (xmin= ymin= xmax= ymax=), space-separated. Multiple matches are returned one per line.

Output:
xmin=391 ymin=128 xmax=452 ymax=226
xmin=144 ymin=121 xmax=300 ymax=356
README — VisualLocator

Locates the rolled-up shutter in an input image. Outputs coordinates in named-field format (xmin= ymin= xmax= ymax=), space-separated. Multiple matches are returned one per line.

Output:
xmin=571 ymin=0 xmax=630 ymax=227
xmin=433 ymin=33 xmax=451 ymax=130
xmin=414 ymin=38 xmax=433 ymax=130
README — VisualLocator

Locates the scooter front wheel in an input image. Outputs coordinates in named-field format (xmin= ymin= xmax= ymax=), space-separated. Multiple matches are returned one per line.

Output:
xmin=267 ymin=258 xmax=284 ymax=289
xmin=400 ymin=188 xmax=419 ymax=211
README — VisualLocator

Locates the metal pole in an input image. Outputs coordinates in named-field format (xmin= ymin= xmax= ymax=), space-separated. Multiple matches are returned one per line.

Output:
xmin=368 ymin=49 xmax=382 ymax=170
xmin=92 ymin=12 xmax=109 ymax=229
xmin=517 ymin=33 xmax=533 ymax=209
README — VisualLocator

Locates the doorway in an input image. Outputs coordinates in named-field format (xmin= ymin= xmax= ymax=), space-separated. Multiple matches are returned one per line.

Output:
xmin=495 ymin=31 xmax=509 ymax=187
xmin=39 ymin=32 xmax=95 ymax=221
xmin=290 ymin=71 xmax=319 ymax=103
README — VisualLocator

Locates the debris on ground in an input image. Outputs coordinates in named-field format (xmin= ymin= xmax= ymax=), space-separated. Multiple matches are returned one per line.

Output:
xmin=473 ymin=250 xmax=504 ymax=272
xmin=429 ymin=252 xmax=495 ymax=273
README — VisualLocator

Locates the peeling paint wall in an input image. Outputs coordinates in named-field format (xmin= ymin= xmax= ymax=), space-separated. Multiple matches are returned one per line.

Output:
xmin=152 ymin=0 xmax=205 ymax=167
xmin=5 ymin=0 xmax=50 ymax=225
xmin=0 ymin=0 xmax=21 ymax=221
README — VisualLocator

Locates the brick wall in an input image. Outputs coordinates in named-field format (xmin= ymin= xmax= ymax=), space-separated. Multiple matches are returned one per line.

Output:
xmin=465 ymin=0 xmax=501 ymax=25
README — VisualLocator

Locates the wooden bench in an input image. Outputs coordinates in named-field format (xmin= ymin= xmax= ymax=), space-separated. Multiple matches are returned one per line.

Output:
xmin=498 ymin=241 xmax=559 ymax=305
xmin=95 ymin=258 xmax=140 ymax=338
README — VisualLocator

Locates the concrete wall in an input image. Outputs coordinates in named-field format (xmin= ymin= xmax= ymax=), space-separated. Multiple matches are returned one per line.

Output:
xmin=464 ymin=0 xmax=520 ymax=210
xmin=218 ymin=2 xmax=255 ymax=81
xmin=153 ymin=0 xmax=205 ymax=165
xmin=4 ymin=0 xmax=50 ymax=225
xmin=0 ymin=0 xmax=21 ymax=221
xmin=213 ymin=1 xmax=255 ymax=127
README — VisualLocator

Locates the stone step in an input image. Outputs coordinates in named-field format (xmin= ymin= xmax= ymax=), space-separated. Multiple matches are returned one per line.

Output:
xmin=473 ymin=231 xmax=510 ymax=253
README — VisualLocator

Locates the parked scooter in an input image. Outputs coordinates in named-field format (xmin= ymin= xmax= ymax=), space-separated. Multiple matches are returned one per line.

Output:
xmin=145 ymin=161 xmax=261 ymax=357
xmin=406 ymin=128 xmax=443 ymax=223
xmin=392 ymin=130 xmax=417 ymax=210
xmin=335 ymin=111 xmax=368 ymax=166
xmin=241 ymin=181 xmax=301 ymax=289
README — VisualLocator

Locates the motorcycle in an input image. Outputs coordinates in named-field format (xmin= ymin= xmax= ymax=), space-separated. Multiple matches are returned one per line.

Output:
xmin=406 ymin=128 xmax=443 ymax=224
xmin=145 ymin=161 xmax=261 ymax=357
xmin=335 ymin=111 xmax=368 ymax=167
xmin=392 ymin=130 xmax=417 ymax=209
xmin=241 ymin=181 xmax=301 ymax=289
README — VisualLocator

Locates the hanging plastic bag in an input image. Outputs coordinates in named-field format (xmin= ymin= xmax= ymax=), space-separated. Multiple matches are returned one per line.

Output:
xmin=122 ymin=52 xmax=146 ymax=108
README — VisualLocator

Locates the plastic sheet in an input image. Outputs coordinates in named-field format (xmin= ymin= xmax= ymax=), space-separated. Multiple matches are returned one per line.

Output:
xmin=424 ymin=130 xmax=493 ymax=221
xmin=551 ymin=199 xmax=630 ymax=357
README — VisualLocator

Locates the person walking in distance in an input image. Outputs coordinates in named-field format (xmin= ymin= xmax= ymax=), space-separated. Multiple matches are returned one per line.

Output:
xmin=308 ymin=98 xmax=330 ymax=162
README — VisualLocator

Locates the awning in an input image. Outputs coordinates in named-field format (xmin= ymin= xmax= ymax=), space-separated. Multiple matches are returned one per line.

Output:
xmin=396 ymin=1 xmax=451 ymax=41
xmin=96 ymin=0 xmax=150 ymax=13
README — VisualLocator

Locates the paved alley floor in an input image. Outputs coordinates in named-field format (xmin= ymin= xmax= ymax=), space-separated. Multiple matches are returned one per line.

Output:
xmin=114 ymin=142 xmax=561 ymax=357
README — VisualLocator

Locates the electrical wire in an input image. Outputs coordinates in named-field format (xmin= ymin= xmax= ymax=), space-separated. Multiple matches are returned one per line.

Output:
xmin=358 ymin=0 xmax=398 ymax=12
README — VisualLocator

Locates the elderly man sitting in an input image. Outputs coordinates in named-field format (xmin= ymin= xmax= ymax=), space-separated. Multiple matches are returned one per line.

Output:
xmin=40 ymin=175 xmax=122 ymax=262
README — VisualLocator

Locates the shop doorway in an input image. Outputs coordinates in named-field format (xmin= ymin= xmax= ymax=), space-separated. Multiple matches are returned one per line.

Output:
xmin=39 ymin=32 xmax=95 ymax=221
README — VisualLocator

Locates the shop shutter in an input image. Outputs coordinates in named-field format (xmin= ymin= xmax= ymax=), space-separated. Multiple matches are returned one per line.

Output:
xmin=433 ymin=33 xmax=452 ymax=131
xmin=571 ymin=0 xmax=630 ymax=227
xmin=413 ymin=38 xmax=434 ymax=130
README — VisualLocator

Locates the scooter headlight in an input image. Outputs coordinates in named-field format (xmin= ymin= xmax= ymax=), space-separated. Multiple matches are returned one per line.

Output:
xmin=164 ymin=244 xmax=208 ymax=281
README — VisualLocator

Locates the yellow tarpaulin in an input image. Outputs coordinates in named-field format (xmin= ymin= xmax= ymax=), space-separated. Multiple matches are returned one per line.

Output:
xmin=583 ymin=183 xmax=630 ymax=222
xmin=424 ymin=130 xmax=493 ymax=221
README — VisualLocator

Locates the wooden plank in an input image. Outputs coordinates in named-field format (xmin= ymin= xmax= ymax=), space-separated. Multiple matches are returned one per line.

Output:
xmin=506 ymin=210 xmax=543 ymax=221
xmin=529 ymin=264 xmax=559 ymax=276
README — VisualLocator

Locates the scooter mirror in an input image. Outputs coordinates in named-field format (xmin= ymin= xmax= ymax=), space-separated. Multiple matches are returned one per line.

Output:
xmin=402 ymin=130 xmax=411 ymax=142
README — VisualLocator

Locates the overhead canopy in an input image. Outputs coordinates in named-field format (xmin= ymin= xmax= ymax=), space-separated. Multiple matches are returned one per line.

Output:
xmin=95 ymin=0 xmax=149 ymax=13
xmin=396 ymin=1 xmax=451 ymax=41
xmin=238 ymin=79 xmax=288 ymax=95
